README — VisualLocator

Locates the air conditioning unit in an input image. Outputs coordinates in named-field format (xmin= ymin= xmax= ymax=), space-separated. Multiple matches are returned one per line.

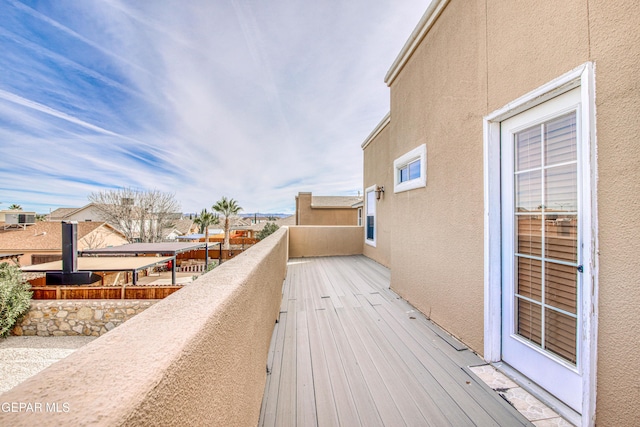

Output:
xmin=5 ymin=213 xmax=36 ymax=225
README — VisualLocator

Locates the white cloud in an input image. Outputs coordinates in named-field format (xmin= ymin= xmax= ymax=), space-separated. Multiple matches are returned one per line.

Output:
xmin=1 ymin=0 xmax=429 ymax=214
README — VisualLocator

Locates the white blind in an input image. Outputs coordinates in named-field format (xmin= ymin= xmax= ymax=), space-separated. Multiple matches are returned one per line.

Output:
xmin=513 ymin=112 xmax=578 ymax=364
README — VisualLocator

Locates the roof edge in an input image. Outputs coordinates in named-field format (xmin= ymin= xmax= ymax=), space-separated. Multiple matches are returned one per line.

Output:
xmin=361 ymin=112 xmax=391 ymax=150
xmin=384 ymin=0 xmax=450 ymax=86
xmin=310 ymin=205 xmax=359 ymax=210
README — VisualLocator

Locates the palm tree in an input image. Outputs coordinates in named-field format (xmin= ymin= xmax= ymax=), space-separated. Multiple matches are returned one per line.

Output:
xmin=212 ymin=197 xmax=242 ymax=251
xmin=8 ymin=204 xmax=22 ymax=210
xmin=193 ymin=209 xmax=219 ymax=269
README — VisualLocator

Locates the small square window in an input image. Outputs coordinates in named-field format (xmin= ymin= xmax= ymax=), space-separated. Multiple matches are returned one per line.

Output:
xmin=394 ymin=144 xmax=427 ymax=193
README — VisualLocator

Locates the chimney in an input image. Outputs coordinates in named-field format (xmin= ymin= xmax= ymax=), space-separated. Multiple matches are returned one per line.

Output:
xmin=61 ymin=221 xmax=78 ymax=273
xmin=46 ymin=221 xmax=100 ymax=285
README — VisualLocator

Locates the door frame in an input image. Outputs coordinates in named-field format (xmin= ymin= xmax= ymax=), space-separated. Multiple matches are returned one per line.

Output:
xmin=483 ymin=63 xmax=598 ymax=426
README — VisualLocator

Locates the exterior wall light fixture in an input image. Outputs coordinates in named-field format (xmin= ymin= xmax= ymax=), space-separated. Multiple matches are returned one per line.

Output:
xmin=375 ymin=185 xmax=385 ymax=200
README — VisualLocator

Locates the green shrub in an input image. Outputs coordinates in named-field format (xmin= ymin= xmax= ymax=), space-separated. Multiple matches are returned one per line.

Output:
xmin=0 ymin=262 xmax=32 ymax=337
xmin=257 ymin=222 xmax=279 ymax=240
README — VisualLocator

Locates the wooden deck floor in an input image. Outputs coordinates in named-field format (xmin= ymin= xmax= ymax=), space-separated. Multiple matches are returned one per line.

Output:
xmin=259 ymin=256 xmax=532 ymax=426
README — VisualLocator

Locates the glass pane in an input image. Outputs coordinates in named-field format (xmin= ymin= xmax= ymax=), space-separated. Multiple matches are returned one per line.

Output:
xmin=408 ymin=159 xmax=421 ymax=180
xmin=517 ymin=257 xmax=542 ymax=302
xmin=545 ymin=215 xmax=577 ymax=262
xmin=517 ymin=216 xmax=542 ymax=256
xmin=545 ymin=262 xmax=577 ymax=314
xmin=366 ymin=191 xmax=375 ymax=214
xmin=545 ymin=113 xmax=577 ymax=165
xmin=545 ymin=164 xmax=577 ymax=212
xmin=366 ymin=216 xmax=374 ymax=240
xmin=517 ymin=298 xmax=542 ymax=346
xmin=516 ymin=171 xmax=542 ymax=212
xmin=545 ymin=308 xmax=577 ymax=364
xmin=515 ymin=125 xmax=541 ymax=171
xmin=399 ymin=166 xmax=408 ymax=183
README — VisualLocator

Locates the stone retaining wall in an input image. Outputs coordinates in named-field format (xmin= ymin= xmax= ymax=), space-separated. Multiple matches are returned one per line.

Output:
xmin=12 ymin=300 xmax=158 ymax=337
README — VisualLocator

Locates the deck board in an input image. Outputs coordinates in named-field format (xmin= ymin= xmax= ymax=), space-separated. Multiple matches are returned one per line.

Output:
xmin=259 ymin=256 xmax=532 ymax=427
xmin=275 ymin=299 xmax=297 ymax=426
xmin=304 ymin=303 xmax=338 ymax=426
xmin=295 ymin=310 xmax=317 ymax=427
xmin=315 ymin=307 xmax=361 ymax=425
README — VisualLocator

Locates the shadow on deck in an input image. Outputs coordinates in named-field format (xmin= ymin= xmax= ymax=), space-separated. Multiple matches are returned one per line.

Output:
xmin=259 ymin=255 xmax=533 ymax=426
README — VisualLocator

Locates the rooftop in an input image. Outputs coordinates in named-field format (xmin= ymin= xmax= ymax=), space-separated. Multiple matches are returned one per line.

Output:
xmin=0 ymin=221 xmax=119 ymax=251
xmin=311 ymin=196 xmax=362 ymax=208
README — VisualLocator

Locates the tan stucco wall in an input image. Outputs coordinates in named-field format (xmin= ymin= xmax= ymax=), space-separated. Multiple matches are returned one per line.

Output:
xmin=64 ymin=205 xmax=107 ymax=222
xmin=362 ymin=121 xmax=392 ymax=268
xmin=296 ymin=193 xmax=359 ymax=226
xmin=366 ymin=1 xmax=640 ymax=424
xmin=486 ymin=1 xmax=590 ymax=111
xmin=78 ymin=226 xmax=128 ymax=250
xmin=385 ymin=0 xmax=488 ymax=353
xmin=13 ymin=251 xmax=56 ymax=266
xmin=288 ymin=226 xmax=363 ymax=258
xmin=585 ymin=2 xmax=640 ymax=424
xmin=0 ymin=228 xmax=288 ymax=426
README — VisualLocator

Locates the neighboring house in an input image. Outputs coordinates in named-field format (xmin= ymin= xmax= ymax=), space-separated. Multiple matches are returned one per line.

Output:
xmin=361 ymin=1 xmax=638 ymax=426
xmin=295 ymin=192 xmax=362 ymax=226
xmin=213 ymin=217 xmax=253 ymax=239
xmin=249 ymin=215 xmax=295 ymax=235
xmin=0 ymin=221 xmax=128 ymax=266
xmin=49 ymin=203 xmax=106 ymax=222
xmin=163 ymin=218 xmax=195 ymax=241
xmin=50 ymin=203 xmax=182 ymax=243
xmin=181 ymin=217 xmax=256 ymax=241
xmin=0 ymin=210 xmax=37 ymax=230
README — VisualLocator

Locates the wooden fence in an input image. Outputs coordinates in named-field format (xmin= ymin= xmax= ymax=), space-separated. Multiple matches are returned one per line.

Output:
xmin=31 ymin=254 xmax=63 ymax=265
xmin=177 ymin=247 xmax=248 ymax=262
xmin=30 ymin=285 xmax=182 ymax=300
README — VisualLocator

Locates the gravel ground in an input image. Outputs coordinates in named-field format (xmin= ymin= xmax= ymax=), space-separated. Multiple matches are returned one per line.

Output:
xmin=0 ymin=336 xmax=97 ymax=394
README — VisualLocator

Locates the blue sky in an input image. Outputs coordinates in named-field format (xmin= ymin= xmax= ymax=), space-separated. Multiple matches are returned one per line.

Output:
xmin=0 ymin=0 xmax=428 ymax=214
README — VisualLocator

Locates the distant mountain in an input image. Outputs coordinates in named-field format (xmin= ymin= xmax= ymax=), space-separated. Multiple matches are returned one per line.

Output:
xmin=183 ymin=212 xmax=292 ymax=220
xmin=240 ymin=213 xmax=291 ymax=219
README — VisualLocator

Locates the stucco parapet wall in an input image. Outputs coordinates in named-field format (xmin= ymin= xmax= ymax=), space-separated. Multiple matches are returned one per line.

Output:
xmin=0 ymin=227 xmax=289 ymax=427
xmin=288 ymin=225 xmax=363 ymax=258
xmin=11 ymin=300 xmax=157 ymax=337
xmin=361 ymin=112 xmax=390 ymax=149
xmin=384 ymin=0 xmax=449 ymax=85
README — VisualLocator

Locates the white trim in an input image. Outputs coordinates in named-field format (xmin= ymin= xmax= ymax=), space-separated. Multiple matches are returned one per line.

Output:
xmin=393 ymin=144 xmax=427 ymax=193
xmin=364 ymin=185 xmax=377 ymax=247
xmin=485 ymin=63 xmax=589 ymax=123
xmin=385 ymin=0 xmax=450 ymax=86
xmin=483 ymin=62 xmax=597 ymax=427
xmin=362 ymin=112 xmax=390 ymax=150
xmin=483 ymin=117 xmax=502 ymax=363
xmin=579 ymin=62 xmax=598 ymax=427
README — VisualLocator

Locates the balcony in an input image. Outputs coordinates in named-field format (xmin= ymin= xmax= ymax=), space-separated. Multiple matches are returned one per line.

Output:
xmin=259 ymin=254 xmax=531 ymax=426
xmin=0 ymin=226 xmax=531 ymax=426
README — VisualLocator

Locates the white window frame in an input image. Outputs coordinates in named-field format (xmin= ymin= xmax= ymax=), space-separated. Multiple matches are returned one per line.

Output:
xmin=364 ymin=185 xmax=377 ymax=247
xmin=357 ymin=207 xmax=363 ymax=226
xmin=483 ymin=63 xmax=597 ymax=427
xmin=393 ymin=144 xmax=427 ymax=193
